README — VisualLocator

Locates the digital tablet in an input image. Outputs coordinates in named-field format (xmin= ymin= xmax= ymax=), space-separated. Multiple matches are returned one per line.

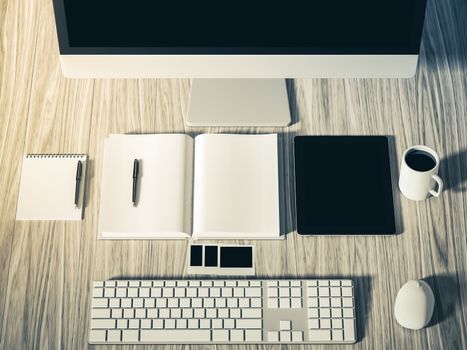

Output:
xmin=294 ymin=136 xmax=396 ymax=235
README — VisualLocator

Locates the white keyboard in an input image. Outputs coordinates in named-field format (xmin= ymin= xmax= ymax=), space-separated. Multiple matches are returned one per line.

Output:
xmin=89 ymin=279 xmax=357 ymax=344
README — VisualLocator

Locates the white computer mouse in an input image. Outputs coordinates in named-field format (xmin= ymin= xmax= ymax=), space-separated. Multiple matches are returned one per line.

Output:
xmin=394 ymin=279 xmax=435 ymax=330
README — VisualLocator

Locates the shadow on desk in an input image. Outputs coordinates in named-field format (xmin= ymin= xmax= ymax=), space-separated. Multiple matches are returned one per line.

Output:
xmin=424 ymin=273 xmax=463 ymax=327
xmin=112 ymin=274 xmax=373 ymax=343
xmin=441 ymin=149 xmax=467 ymax=193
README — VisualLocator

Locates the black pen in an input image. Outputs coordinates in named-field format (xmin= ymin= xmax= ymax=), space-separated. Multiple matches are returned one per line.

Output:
xmin=74 ymin=160 xmax=82 ymax=207
xmin=132 ymin=159 xmax=139 ymax=207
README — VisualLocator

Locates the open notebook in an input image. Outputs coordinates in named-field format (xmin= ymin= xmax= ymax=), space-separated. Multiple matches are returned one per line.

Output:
xmin=98 ymin=134 xmax=281 ymax=239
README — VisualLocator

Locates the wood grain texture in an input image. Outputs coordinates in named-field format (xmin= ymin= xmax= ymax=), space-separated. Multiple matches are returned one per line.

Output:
xmin=0 ymin=0 xmax=466 ymax=349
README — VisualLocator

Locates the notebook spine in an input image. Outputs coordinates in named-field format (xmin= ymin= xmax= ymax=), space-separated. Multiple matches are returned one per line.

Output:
xmin=26 ymin=154 xmax=86 ymax=158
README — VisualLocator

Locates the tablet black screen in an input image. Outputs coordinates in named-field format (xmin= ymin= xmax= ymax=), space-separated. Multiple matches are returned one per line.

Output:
xmin=294 ymin=136 xmax=395 ymax=235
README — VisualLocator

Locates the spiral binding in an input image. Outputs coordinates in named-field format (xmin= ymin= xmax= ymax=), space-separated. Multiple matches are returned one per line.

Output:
xmin=26 ymin=154 xmax=86 ymax=158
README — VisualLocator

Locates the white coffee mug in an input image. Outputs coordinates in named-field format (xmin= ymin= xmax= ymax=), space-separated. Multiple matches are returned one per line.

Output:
xmin=399 ymin=145 xmax=443 ymax=201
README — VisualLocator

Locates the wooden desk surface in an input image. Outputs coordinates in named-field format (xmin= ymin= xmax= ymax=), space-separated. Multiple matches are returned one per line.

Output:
xmin=0 ymin=0 xmax=466 ymax=349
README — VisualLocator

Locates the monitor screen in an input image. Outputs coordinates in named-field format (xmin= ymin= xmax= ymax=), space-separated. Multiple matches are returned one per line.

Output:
xmin=54 ymin=0 xmax=427 ymax=54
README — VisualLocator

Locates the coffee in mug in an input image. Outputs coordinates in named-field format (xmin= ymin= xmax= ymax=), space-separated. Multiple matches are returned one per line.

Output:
xmin=399 ymin=145 xmax=443 ymax=201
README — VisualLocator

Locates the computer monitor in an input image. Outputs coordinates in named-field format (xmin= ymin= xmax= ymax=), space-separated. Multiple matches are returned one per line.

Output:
xmin=52 ymin=0 xmax=428 ymax=126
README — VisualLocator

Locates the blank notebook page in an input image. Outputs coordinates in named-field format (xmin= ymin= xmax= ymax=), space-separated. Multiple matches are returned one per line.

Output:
xmin=99 ymin=134 xmax=193 ymax=238
xmin=16 ymin=154 xmax=87 ymax=220
xmin=192 ymin=134 xmax=280 ymax=238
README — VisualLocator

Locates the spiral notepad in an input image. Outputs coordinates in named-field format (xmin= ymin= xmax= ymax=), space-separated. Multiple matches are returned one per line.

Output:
xmin=16 ymin=154 xmax=87 ymax=220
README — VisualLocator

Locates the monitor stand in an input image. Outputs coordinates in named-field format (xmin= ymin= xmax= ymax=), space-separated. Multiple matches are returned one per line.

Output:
xmin=186 ymin=79 xmax=291 ymax=127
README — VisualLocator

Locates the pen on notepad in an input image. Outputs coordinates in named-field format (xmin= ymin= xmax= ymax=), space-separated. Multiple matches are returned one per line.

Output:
xmin=74 ymin=160 xmax=82 ymax=207
xmin=132 ymin=159 xmax=139 ymax=207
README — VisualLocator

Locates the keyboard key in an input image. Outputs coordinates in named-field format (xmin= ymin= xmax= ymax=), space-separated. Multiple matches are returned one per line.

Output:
xmin=111 ymin=308 xmax=123 ymax=319
xmin=144 ymin=298 xmax=155 ymax=308
xmin=213 ymin=329 xmax=229 ymax=341
xmin=133 ymin=298 xmax=143 ymax=308
xmin=242 ymin=309 xmax=262 ymax=318
xmin=141 ymin=330 xmax=211 ymax=342
xmin=320 ymin=319 xmax=331 ymax=328
xmin=239 ymin=298 xmax=249 ymax=308
xmin=245 ymin=329 xmax=262 ymax=341
xmin=332 ymin=308 xmax=342 ymax=318
xmin=234 ymin=288 xmax=245 ymax=297
xmin=343 ymin=298 xmax=353 ymax=307
xmin=92 ymin=298 xmax=108 ymax=308
xmin=291 ymin=298 xmax=302 ymax=308
xmin=165 ymin=319 xmax=176 ymax=329
xmin=343 ymin=319 xmax=356 ymax=341
xmin=332 ymin=319 xmax=343 ymax=329
xmin=320 ymin=308 xmax=331 ymax=318
xmin=162 ymin=288 xmax=174 ymax=297
xmin=224 ymin=319 xmax=235 ymax=328
xmin=332 ymin=329 xmax=344 ymax=341
xmin=89 ymin=330 xmax=106 ymax=342
xmin=230 ymin=329 xmax=244 ymax=341
xmin=186 ymin=288 xmax=197 ymax=297
xmin=116 ymin=319 xmax=127 ymax=329
xmin=245 ymin=288 xmax=261 ymax=297
xmin=177 ymin=319 xmax=188 ymax=328
xmin=308 ymin=308 xmax=319 ymax=318
xmin=268 ymin=288 xmax=278 ymax=297
xmin=309 ymin=329 xmax=331 ymax=341
xmin=342 ymin=287 xmax=353 ymax=297
xmin=280 ymin=320 xmax=292 ymax=330
xmin=174 ymin=288 xmax=185 ymax=297
xmin=139 ymin=288 xmax=150 ymax=297
xmin=309 ymin=319 xmax=319 ymax=329
xmin=127 ymin=288 xmax=138 ymax=297
xmin=210 ymin=288 xmax=221 ymax=297
xmin=218 ymin=308 xmax=229 ymax=318
xmin=319 ymin=298 xmax=330 ymax=307
xmin=279 ymin=288 xmax=290 ymax=297
xmin=212 ymin=319 xmax=223 ymax=328
xmin=182 ymin=308 xmax=194 ymax=318
xmin=123 ymin=309 xmax=134 ymax=318
xmin=279 ymin=298 xmax=290 ymax=308
xmin=318 ymin=288 xmax=330 ymax=297
xmin=150 ymin=288 xmax=161 ymax=297
xmin=194 ymin=308 xmax=205 ymax=318
xmin=222 ymin=288 xmax=233 ymax=297
xmin=107 ymin=330 xmax=121 ymax=341
xmin=236 ymin=319 xmax=262 ymax=329
xmin=331 ymin=298 xmax=341 ymax=307
xmin=153 ymin=319 xmax=163 ymax=328
xmin=280 ymin=331 xmax=291 ymax=341
xmin=230 ymin=308 xmax=241 ymax=318
xmin=122 ymin=330 xmax=139 ymax=342
xmin=290 ymin=288 xmax=301 ymax=297
xmin=91 ymin=308 xmax=111 ymax=319
xmin=291 ymin=331 xmax=303 ymax=342
xmin=192 ymin=298 xmax=202 ymax=308
xmin=308 ymin=297 xmax=318 ymax=307
xmin=141 ymin=319 xmax=152 ymax=329
xmin=93 ymin=288 xmax=104 ymax=298
xmin=188 ymin=319 xmax=199 ymax=328
xmin=268 ymin=298 xmax=278 ymax=308
xmin=268 ymin=331 xmax=279 ymax=341
xmin=330 ymin=288 xmax=341 ymax=297
xmin=128 ymin=319 xmax=139 ymax=329
xmin=91 ymin=319 xmax=116 ymax=329
xmin=115 ymin=288 xmax=126 ymax=297
xmin=251 ymin=298 xmax=262 ymax=308
xmin=200 ymin=319 xmax=211 ymax=329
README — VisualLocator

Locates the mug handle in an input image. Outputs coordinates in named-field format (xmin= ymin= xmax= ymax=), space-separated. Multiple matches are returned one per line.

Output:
xmin=429 ymin=175 xmax=444 ymax=197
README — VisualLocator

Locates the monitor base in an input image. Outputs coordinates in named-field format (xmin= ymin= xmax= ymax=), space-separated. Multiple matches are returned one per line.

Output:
xmin=186 ymin=79 xmax=291 ymax=127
